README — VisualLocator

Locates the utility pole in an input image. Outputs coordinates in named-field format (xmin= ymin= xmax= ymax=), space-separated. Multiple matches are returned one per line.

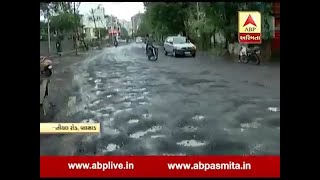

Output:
xmin=73 ymin=2 xmax=78 ymax=55
xmin=47 ymin=9 xmax=51 ymax=55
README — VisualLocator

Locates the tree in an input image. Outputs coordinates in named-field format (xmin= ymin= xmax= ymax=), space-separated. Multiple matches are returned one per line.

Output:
xmin=89 ymin=5 xmax=105 ymax=39
xmin=94 ymin=28 xmax=108 ymax=39
xmin=140 ymin=2 xmax=191 ymax=41
xmin=186 ymin=2 xmax=272 ymax=50
xmin=141 ymin=2 xmax=273 ymax=53
xmin=40 ymin=21 xmax=47 ymax=32
xmin=50 ymin=12 xmax=81 ymax=34
xmin=90 ymin=8 xmax=98 ymax=34
xmin=40 ymin=2 xmax=82 ymax=53
xmin=40 ymin=2 xmax=76 ymax=18
xmin=87 ymin=5 xmax=106 ymax=48
xmin=136 ymin=10 xmax=152 ymax=37
xmin=41 ymin=2 xmax=82 ymax=33
xmin=120 ymin=27 xmax=129 ymax=38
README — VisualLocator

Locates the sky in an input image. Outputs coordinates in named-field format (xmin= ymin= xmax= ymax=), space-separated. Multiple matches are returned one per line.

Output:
xmin=79 ymin=2 xmax=145 ymax=21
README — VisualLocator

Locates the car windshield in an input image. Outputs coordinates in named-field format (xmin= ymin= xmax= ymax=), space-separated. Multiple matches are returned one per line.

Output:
xmin=173 ymin=37 xmax=187 ymax=44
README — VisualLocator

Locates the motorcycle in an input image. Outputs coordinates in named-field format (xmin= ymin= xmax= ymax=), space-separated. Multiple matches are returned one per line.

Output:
xmin=238 ymin=46 xmax=261 ymax=65
xmin=147 ymin=46 xmax=158 ymax=61
xmin=114 ymin=41 xmax=118 ymax=47
xmin=40 ymin=56 xmax=53 ymax=118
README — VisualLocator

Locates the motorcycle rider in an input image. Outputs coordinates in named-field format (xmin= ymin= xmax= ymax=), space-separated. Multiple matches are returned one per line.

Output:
xmin=145 ymin=34 xmax=149 ymax=54
xmin=238 ymin=43 xmax=260 ymax=64
xmin=113 ymin=35 xmax=118 ymax=46
xmin=146 ymin=33 xmax=154 ymax=55
xmin=239 ymin=44 xmax=249 ymax=62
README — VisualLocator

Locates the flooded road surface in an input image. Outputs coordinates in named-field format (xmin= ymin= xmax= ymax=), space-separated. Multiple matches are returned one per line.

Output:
xmin=40 ymin=44 xmax=280 ymax=155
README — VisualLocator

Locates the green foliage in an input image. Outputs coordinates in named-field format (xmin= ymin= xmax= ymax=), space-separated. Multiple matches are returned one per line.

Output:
xmin=259 ymin=3 xmax=274 ymax=40
xmin=120 ymin=27 xmax=129 ymax=39
xmin=50 ymin=12 xmax=81 ymax=33
xmin=40 ymin=2 xmax=81 ymax=16
xmin=94 ymin=28 xmax=108 ymax=38
xmin=142 ymin=2 xmax=191 ymax=36
xmin=41 ymin=2 xmax=83 ymax=37
xmin=136 ymin=13 xmax=151 ymax=37
xmin=139 ymin=2 xmax=274 ymax=50
xmin=40 ymin=21 xmax=47 ymax=32
xmin=40 ymin=32 xmax=48 ymax=41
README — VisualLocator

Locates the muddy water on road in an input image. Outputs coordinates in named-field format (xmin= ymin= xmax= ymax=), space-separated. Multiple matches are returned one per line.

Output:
xmin=41 ymin=44 xmax=280 ymax=156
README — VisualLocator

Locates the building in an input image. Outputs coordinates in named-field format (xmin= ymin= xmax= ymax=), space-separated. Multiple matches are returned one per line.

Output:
xmin=81 ymin=5 xmax=107 ymax=40
xmin=272 ymin=2 xmax=280 ymax=52
xmin=104 ymin=15 xmax=119 ymax=29
xmin=105 ymin=15 xmax=121 ymax=38
xmin=131 ymin=13 xmax=143 ymax=35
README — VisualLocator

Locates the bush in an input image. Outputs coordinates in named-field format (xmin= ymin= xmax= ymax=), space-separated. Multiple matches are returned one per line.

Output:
xmin=87 ymin=40 xmax=100 ymax=47
xmin=40 ymin=33 xmax=58 ymax=41
xmin=40 ymin=35 xmax=48 ymax=41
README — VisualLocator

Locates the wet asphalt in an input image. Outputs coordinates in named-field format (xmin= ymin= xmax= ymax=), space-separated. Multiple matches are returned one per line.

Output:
xmin=40 ymin=43 xmax=280 ymax=156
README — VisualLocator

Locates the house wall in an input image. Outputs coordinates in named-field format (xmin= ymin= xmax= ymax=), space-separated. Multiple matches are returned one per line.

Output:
xmin=82 ymin=6 xmax=106 ymax=28
xmin=81 ymin=6 xmax=107 ymax=40
xmin=83 ymin=28 xmax=95 ymax=40
xmin=272 ymin=2 xmax=280 ymax=51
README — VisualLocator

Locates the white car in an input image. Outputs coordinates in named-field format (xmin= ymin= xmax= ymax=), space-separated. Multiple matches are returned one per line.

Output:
xmin=136 ymin=37 xmax=143 ymax=43
xmin=163 ymin=36 xmax=196 ymax=57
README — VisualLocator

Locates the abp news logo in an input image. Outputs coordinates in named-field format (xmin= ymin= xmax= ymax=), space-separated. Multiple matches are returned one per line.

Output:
xmin=238 ymin=11 xmax=261 ymax=44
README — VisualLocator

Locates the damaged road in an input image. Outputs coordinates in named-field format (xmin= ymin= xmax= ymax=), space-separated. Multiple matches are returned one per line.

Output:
xmin=40 ymin=44 xmax=280 ymax=156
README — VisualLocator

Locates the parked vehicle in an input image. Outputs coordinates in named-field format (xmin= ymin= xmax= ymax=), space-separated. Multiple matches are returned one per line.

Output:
xmin=136 ymin=37 xmax=143 ymax=43
xmin=40 ymin=56 xmax=53 ymax=118
xmin=239 ymin=45 xmax=261 ymax=65
xmin=164 ymin=35 xmax=196 ymax=57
